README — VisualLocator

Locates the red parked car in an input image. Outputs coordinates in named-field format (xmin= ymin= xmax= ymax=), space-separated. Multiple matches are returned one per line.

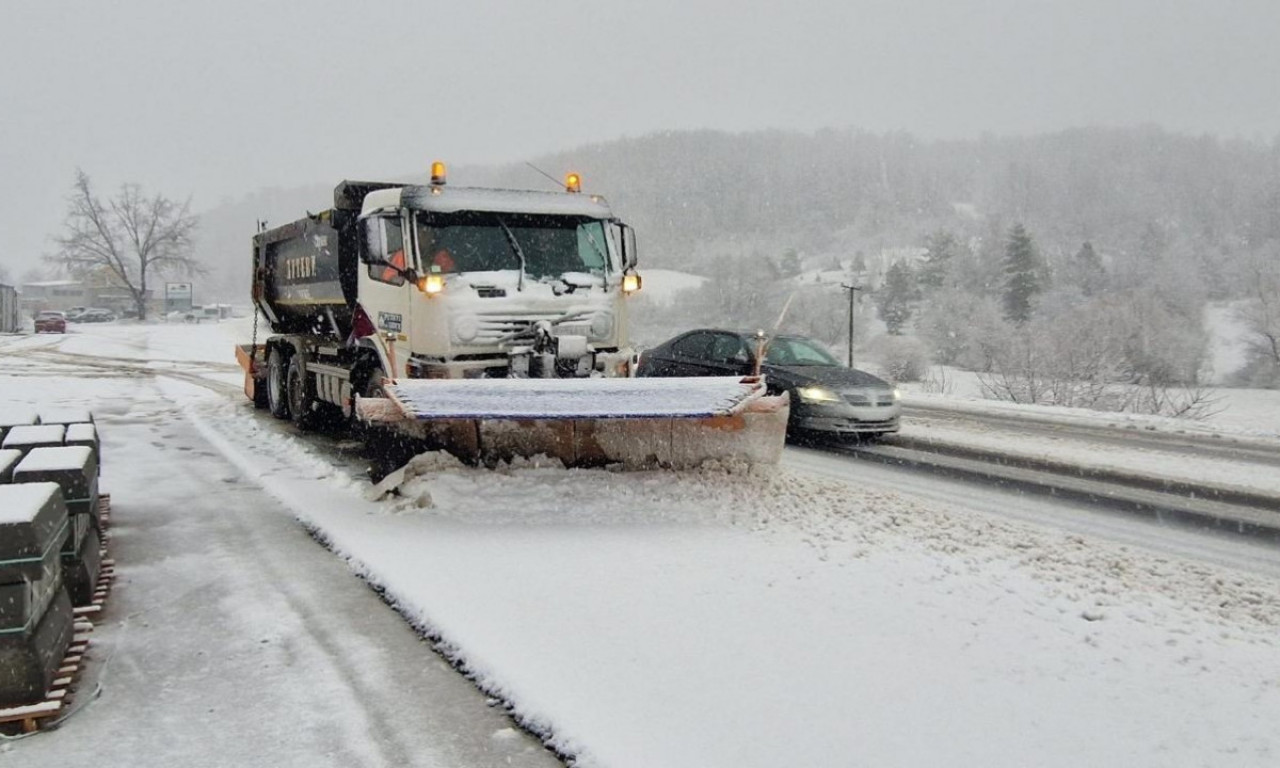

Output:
xmin=34 ymin=311 xmax=67 ymax=333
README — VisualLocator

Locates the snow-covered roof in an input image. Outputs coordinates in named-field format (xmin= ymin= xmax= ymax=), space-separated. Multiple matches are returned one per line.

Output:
xmin=22 ymin=280 xmax=81 ymax=288
xmin=387 ymin=185 xmax=615 ymax=219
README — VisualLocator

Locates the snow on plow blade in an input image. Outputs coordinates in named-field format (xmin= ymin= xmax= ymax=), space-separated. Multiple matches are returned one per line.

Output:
xmin=357 ymin=377 xmax=789 ymax=469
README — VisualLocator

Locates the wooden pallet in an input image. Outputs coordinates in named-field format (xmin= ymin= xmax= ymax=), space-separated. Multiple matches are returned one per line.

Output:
xmin=0 ymin=634 xmax=91 ymax=733
xmin=0 ymin=495 xmax=114 ymax=734
xmin=97 ymin=493 xmax=111 ymax=531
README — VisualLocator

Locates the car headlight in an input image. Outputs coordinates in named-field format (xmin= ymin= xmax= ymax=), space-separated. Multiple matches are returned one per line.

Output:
xmin=892 ymin=388 xmax=901 ymax=401
xmin=797 ymin=385 xmax=842 ymax=404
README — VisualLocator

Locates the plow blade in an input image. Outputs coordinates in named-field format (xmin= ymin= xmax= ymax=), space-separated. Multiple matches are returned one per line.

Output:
xmin=357 ymin=377 xmax=789 ymax=469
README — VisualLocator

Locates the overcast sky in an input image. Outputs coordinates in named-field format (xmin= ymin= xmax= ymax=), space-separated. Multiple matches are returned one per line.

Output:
xmin=2 ymin=0 xmax=1278 ymax=279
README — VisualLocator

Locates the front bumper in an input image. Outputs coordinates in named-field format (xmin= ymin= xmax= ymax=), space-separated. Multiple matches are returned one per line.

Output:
xmin=792 ymin=403 xmax=901 ymax=434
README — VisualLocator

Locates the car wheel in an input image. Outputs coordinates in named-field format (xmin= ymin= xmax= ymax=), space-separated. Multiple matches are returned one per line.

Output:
xmin=267 ymin=347 xmax=291 ymax=420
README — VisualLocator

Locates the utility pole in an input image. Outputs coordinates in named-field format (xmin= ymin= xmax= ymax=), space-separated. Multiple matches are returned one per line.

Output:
xmin=841 ymin=282 xmax=863 ymax=367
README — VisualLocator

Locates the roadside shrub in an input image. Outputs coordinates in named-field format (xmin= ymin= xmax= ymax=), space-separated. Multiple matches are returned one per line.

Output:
xmin=865 ymin=334 xmax=929 ymax=382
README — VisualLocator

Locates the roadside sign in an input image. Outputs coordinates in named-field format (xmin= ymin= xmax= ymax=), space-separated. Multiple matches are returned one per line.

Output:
xmin=165 ymin=282 xmax=193 ymax=313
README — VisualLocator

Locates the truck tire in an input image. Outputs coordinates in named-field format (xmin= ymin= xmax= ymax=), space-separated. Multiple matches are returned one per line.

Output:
xmin=287 ymin=353 xmax=317 ymax=429
xmin=267 ymin=347 xmax=291 ymax=420
xmin=251 ymin=359 xmax=271 ymax=410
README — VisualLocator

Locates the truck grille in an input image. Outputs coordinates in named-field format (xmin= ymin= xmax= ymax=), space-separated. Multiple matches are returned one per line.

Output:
xmin=469 ymin=311 xmax=593 ymax=343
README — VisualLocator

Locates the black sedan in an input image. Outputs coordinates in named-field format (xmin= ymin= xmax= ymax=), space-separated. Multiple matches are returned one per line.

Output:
xmin=636 ymin=329 xmax=901 ymax=439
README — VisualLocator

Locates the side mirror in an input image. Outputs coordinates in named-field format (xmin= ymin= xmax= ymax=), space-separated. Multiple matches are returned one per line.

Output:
xmin=358 ymin=217 xmax=388 ymax=265
xmin=619 ymin=223 xmax=638 ymax=270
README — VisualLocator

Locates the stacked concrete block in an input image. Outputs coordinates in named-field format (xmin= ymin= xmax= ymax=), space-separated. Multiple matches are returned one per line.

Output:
xmin=0 ymin=408 xmax=38 ymax=442
xmin=37 ymin=409 xmax=94 ymax=428
xmin=63 ymin=423 xmax=99 ymax=457
xmin=2 ymin=425 xmax=66 ymax=457
xmin=0 ymin=449 xmax=21 ymax=484
xmin=13 ymin=447 xmax=100 ymax=606
xmin=0 ymin=483 xmax=75 ymax=706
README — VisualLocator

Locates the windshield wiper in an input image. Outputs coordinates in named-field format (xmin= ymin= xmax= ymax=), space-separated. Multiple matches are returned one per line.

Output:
xmin=496 ymin=217 xmax=527 ymax=292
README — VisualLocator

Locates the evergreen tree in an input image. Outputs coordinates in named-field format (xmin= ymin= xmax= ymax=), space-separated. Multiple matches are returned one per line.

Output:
xmin=918 ymin=230 xmax=958 ymax=290
xmin=876 ymin=260 xmax=918 ymax=335
xmin=1002 ymin=224 xmax=1042 ymax=324
xmin=1138 ymin=222 xmax=1166 ymax=261
xmin=1073 ymin=241 xmax=1106 ymax=296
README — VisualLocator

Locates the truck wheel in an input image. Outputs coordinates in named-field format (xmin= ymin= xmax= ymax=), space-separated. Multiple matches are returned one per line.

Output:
xmin=267 ymin=347 xmax=291 ymax=420
xmin=287 ymin=353 xmax=316 ymax=429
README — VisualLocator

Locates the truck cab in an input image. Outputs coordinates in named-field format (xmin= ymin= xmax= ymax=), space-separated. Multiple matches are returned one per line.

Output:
xmin=355 ymin=167 xmax=641 ymax=380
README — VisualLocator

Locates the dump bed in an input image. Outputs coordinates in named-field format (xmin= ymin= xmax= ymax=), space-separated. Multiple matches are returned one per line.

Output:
xmin=252 ymin=210 xmax=360 ymax=336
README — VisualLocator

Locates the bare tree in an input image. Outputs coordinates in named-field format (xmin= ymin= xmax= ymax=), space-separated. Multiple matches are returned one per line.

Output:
xmin=48 ymin=170 xmax=199 ymax=320
xmin=1232 ymin=247 xmax=1280 ymax=386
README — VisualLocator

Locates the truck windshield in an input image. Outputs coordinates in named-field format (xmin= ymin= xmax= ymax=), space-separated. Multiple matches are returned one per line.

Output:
xmin=415 ymin=212 xmax=609 ymax=278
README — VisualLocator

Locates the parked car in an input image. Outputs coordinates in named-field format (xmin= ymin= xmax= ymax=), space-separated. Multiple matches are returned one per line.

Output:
xmin=64 ymin=306 xmax=88 ymax=322
xmin=34 ymin=310 xmax=67 ymax=334
xmin=79 ymin=308 xmax=117 ymax=322
xmin=636 ymin=329 xmax=901 ymax=440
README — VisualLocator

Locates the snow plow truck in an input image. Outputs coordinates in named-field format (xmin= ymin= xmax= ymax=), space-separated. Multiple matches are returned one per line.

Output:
xmin=236 ymin=164 xmax=788 ymax=470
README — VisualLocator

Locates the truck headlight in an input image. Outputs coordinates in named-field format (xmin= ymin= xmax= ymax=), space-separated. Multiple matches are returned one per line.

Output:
xmin=416 ymin=274 xmax=445 ymax=295
xmin=797 ymin=386 xmax=842 ymax=404
xmin=590 ymin=312 xmax=613 ymax=340
xmin=453 ymin=314 xmax=478 ymax=343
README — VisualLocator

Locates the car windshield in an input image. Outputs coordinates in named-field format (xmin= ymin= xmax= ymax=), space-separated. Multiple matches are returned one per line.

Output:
xmin=763 ymin=337 xmax=840 ymax=366
xmin=415 ymin=212 xmax=609 ymax=279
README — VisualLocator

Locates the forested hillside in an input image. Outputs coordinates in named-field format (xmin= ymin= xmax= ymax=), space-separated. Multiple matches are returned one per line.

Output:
xmin=195 ymin=126 xmax=1280 ymax=392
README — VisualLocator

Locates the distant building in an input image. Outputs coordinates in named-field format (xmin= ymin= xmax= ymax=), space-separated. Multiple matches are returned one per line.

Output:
xmin=19 ymin=280 xmax=154 ymax=317
xmin=19 ymin=280 xmax=87 ymax=315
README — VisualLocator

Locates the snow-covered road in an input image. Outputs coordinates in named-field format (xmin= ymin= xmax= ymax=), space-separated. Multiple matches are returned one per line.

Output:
xmin=2 ymin=328 xmax=559 ymax=766
xmin=5 ymin=322 xmax=1280 ymax=767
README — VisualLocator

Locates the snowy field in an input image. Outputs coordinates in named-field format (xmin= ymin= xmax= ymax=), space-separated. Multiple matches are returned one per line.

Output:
xmin=4 ymin=321 xmax=1280 ymax=767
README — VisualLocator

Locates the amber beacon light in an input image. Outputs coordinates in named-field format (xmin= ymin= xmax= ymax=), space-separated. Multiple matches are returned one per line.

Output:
xmin=565 ymin=172 xmax=582 ymax=193
xmin=430 ymin=161 xmax=447 ymax=185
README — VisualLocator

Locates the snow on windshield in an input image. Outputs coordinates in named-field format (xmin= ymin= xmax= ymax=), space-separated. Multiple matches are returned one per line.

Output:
xmin=416 ymin=212 xmax=609 ymax=278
